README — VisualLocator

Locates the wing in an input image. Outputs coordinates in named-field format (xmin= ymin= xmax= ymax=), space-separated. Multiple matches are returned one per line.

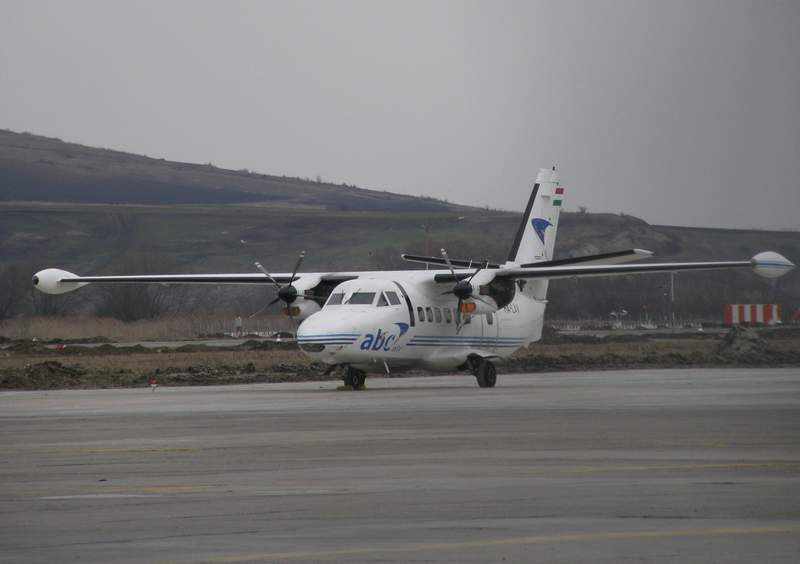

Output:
xmin=495 ymin=252 xmax=794 ymax=281
xmin=32 ymin=268 xmax=358 ymax=295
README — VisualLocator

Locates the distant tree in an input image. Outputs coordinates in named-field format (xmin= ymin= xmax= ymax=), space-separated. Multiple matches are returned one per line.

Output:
xmin=0 ymin=262 xmax=77 ymax=318
xmin=95 ymin=254 xmax=188 ymax=321
xmin=30 ymin=290 xmax=73 ymax=317
xmin=578 ymin=206 xmax=588 ymax=214
xmin=0 ymin=263 xmax=31 ymax=319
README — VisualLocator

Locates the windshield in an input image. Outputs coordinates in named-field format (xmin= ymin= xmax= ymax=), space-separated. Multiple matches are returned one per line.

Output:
xmin=346 ymin=292 xmax=376 ymax=305
xmin=326 ymin=293 xmax=344 ymax=306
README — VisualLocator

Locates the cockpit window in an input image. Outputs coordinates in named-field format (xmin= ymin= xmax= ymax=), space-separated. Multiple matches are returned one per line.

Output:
xmin=377 ymin=293 xmax=389 ymax=307
xmin=326 ymin=293 xmax=344 ymax=306
xmin=386 ymin=291 xmax=401 ymax=305
xmin=346 ymin=292 xmax=376 ymax=305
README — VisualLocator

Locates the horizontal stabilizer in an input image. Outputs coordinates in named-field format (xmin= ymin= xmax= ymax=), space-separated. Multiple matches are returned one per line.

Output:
xmin=521 ymin=248 xmax=653 ymax=268
xmin=401 ymin=254 xmax=501 ymax=270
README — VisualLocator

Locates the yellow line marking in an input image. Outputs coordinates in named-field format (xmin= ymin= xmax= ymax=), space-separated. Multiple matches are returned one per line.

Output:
xmin=203 ymin=525 xmax=800 ymax=562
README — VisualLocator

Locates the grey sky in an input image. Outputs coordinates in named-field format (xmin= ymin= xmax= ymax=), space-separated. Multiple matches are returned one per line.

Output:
xmin=2 ymin=0 xmax=798 ymax=229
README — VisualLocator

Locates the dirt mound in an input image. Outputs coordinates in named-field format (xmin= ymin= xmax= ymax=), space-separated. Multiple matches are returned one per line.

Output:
xmin=538 ymin=326 xmax=649 ymax=345
xmin=45 ymin=336 xmax=114 ymax=344
xmin=239 ymin=339 xmax=296 ymax=351
xmin=718 ymin=326 xmax=768 ymax=360
xmin=0 ymin=361 xmax=86 ymax=390
xmin=3 ymin=341 xmax=49 ymax=353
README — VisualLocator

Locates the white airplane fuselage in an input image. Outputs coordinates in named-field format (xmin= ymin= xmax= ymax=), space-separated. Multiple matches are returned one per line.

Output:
xmin=297 ymin=271 xmax=546 ymax=372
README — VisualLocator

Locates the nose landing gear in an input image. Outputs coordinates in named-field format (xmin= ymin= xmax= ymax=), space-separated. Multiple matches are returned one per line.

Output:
xmin=343 ymin=366 xmax=366 ymax=390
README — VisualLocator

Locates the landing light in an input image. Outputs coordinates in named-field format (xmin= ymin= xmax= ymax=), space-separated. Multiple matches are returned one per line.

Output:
xmin=461 ymin=302 xmax=477 ymax=314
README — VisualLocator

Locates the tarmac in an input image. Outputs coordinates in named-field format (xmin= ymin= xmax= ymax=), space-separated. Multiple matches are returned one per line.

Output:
xmin=1 ymin=368 xmax=799 ymax=563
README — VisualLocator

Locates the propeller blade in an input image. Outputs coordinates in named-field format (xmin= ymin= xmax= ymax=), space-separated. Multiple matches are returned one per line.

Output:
xmin=248 ymin=303 xmax=269 ymax=319
xmin=467 ymin=259 xmax=489 ymax=283
xmin=440 ymin=248 xmax=457 ymax=278
xmin=289 ymin=250 xmax=306 ymax=283
xmin=287 ymin=306 xmax=299 ymax=337
xmin=455 ymin=298 xmax=463 ymax=332
xmin=254 ymin=261 xmax=280 ymax=288
xmin=268 ymin=296 xmax=281 ymax=306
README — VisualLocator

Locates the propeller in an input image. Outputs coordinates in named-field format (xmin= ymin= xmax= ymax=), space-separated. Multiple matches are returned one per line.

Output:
xmin=439 ymin=248 xmax=491 ymax=331
xmin=249 ymin=251 xmax=308 ymax=326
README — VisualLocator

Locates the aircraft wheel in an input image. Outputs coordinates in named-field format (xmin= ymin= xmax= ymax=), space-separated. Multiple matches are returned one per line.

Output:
xmin=475 ymin=360 xmax=497 ymax=388
xmin=344 ymin=367 xmax=366 ymax=389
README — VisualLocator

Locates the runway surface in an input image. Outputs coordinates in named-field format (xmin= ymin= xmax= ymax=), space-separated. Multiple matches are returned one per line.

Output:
xmin=2 ymin=368 xmax=799 ymax=563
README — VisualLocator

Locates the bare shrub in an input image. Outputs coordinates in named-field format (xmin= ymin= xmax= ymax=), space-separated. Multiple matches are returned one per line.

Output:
xmin=95 ymin=253 xmax=189 ymax=321
xmin=0 ymin=263 xmax=30 ymax=319
xmin=0 ymin=314 xmax=290 ymax=341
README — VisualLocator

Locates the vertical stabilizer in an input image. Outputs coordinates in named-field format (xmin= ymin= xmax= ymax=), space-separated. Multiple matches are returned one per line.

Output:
xmin=507 ymin=167 xmax=564 ymax=265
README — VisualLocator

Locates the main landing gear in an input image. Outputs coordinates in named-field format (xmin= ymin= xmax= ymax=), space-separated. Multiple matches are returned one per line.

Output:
xmin=468 ymin=355 xmax=497 ymax=388
xmin=342 ymin=366 xmax=366 ymax=390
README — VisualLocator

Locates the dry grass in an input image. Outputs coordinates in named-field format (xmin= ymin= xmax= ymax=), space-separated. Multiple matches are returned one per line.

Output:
xmin=0 ymin=315 xmax=290 ymax=341
xmin=521 ymin=340 xmax=720 ymax=357
xmin=0 ymin=349 xmax=310 ymax=373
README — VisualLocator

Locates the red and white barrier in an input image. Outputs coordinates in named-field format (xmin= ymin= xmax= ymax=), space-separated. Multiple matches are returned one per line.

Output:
xmin=724 ymin=304 xmax=781 ymax=324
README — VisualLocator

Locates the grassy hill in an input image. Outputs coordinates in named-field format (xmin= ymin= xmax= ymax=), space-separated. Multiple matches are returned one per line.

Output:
xmin=0 ymin=129 xmax=460 ymax=212
xmin=0 ymin=130 xmax=797 ymax=322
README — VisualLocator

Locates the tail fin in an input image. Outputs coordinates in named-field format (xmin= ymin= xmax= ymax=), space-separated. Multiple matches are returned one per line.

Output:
xmin=507 ymin=167 xmax=564 ymax=265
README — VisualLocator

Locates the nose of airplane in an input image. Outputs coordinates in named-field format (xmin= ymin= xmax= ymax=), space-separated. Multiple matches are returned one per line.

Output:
xmin=296 ymin=311 xmax=365 ymax=350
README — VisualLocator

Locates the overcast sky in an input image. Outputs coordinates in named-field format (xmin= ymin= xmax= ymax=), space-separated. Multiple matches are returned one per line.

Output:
xmin=2 ymin=0 xmax=798 ymax=229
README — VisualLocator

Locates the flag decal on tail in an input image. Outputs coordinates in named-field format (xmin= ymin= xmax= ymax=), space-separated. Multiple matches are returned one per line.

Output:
xmin=531 ymin=218 xmax=552 ymax=244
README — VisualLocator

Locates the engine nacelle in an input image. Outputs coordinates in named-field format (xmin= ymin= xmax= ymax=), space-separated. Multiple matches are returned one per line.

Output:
xmin=283 ymin=299 xmax=321 ymax=320
xmin=32 ymin=269 xmax=86 ymax=295
xmin=460 ymin=297 xmax=499 ymax=317
xmin=291 ymin=275 xmax=322 ymax=295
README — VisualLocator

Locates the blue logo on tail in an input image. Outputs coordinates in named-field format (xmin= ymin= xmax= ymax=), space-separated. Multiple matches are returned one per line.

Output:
xmin=531 ymin=218 xmax=552 ymax=244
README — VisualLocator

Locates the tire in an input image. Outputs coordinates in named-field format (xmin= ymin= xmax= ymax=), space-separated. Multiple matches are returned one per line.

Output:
xmin=476 ymin=360 xmax=497 ymax=388
xmin=344 ymin=367 xmax=366 ymax=389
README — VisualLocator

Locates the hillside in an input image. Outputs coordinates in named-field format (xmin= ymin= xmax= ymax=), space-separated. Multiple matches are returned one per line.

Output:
xmin=0 ymin=129 xmax=460 ymax=212
xmin=0 ymin=130 xmax=797 ymax=322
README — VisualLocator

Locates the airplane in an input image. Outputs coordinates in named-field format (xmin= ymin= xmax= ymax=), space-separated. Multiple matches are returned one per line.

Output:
xmin=32 ymin=167 xmax=795 ymax=389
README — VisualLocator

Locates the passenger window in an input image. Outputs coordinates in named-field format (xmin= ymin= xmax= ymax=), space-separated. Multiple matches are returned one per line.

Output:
xmin=386 ymin=291 xmax=401 ymax=305
xmin=434 ymin=307 xmax=442 ymax=323
xmin=417 ymin=306 xmax=425 ymax=322
xmin=346 ymin=292 xmax=376 ymax=305
xmin=425 ymin=307 xmax=433 ymax=322
xmin=327 ymin=293 xmax=344 ymax=306
xmin=377 ymin=293 xmax=389 ymax=307
xmin=444 ymin=308 xmax=452 ymax=323
xmin=486 ymin=313 xmax=493 ymax=325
